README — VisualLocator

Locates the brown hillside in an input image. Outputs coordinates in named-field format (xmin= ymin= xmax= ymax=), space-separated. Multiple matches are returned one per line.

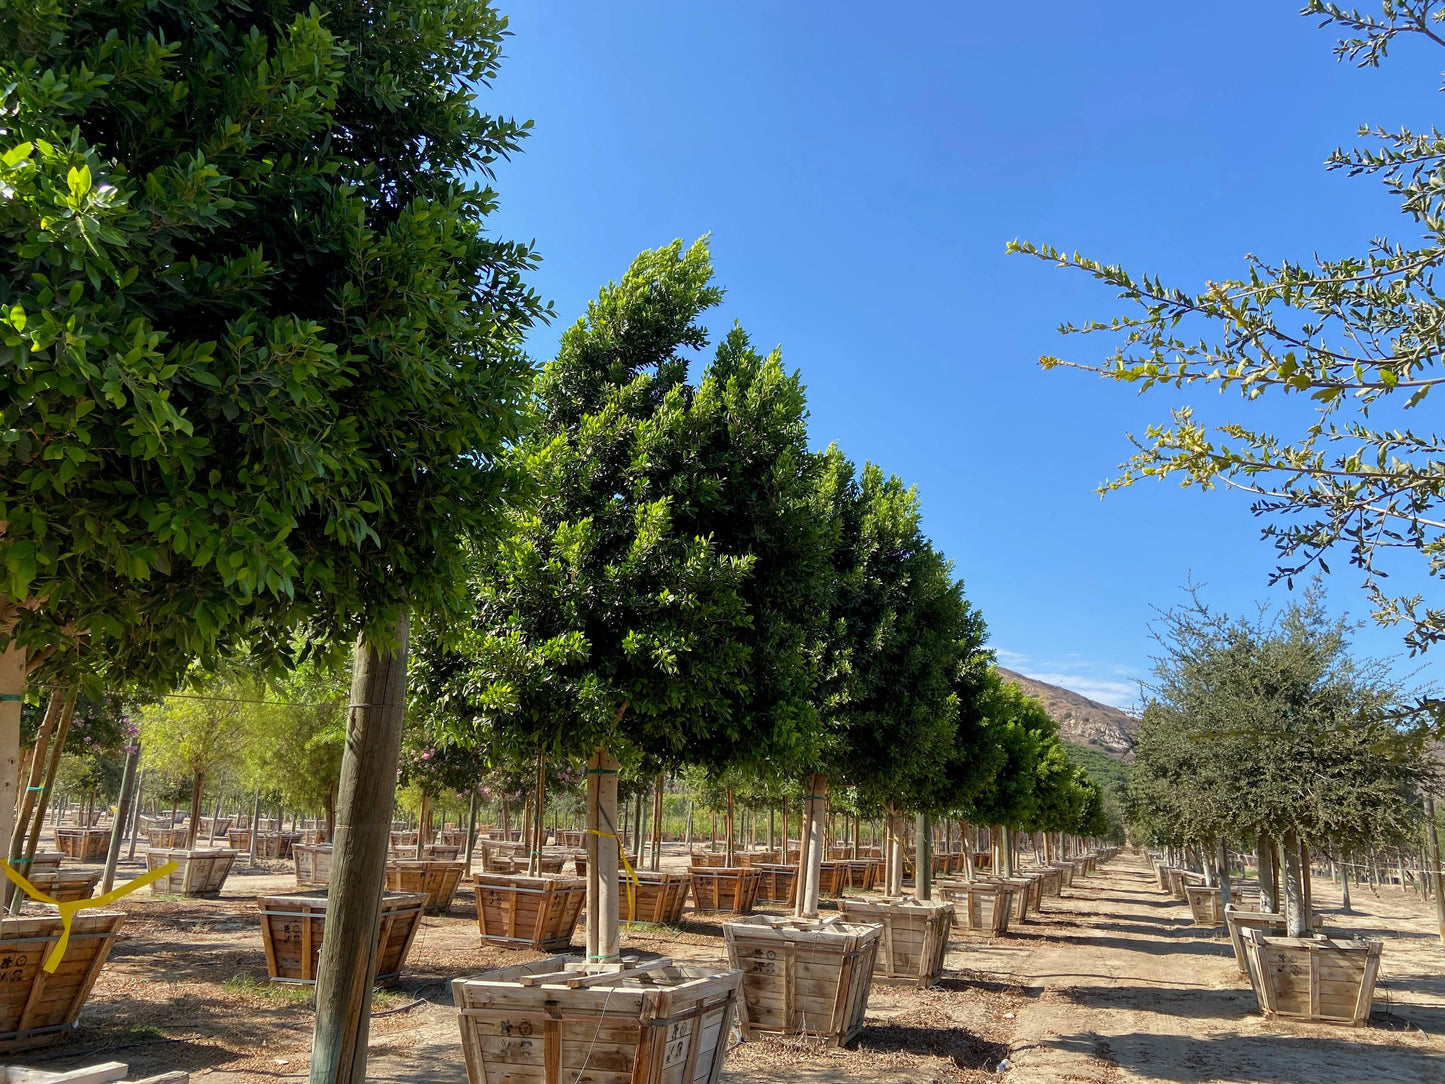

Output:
xmin=997 ymin=667 xmax=1137 ymax=760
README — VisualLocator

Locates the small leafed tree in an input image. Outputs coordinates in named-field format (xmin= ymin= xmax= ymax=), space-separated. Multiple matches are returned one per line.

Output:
xmin=139 ymin=682 xmax=254 ymax=848
xmin=1010 ymin=2 xmax=1445 ymax=657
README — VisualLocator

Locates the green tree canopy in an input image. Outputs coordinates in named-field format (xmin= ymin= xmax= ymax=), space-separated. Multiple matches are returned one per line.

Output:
xmin=1 ymin=0 xmax=546 ymax=686
xmin=423 ymin=238 xmax=828 ymax=775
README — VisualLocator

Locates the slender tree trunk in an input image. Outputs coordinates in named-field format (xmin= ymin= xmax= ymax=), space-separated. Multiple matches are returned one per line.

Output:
xmin=6 ymin=687 xmax=63 ymax=907
xmin=1257 ymin=833 xmax=1278 ymax=914
xmin=248 ymin=792 xmax=262 ymax=867
xmin=1281 ymin=828 xmax=1307 ymax=937
xmin=11 ymin=692 xmax=76 ymax=914
xmin=0 ymin=641 xmax=22 ymax=895
xmin=126 ymin=770 xmax=146 ymax=861
xmin=916 ymin=812 xmax=932 ymax=900
xmin=1217 ymin=838 xmax=1232 ymax=908
xmin=1000 ymin=826 xmax=1015 ymax=879
xmin=414 ymin=793 xmax=430 ymax=861
xmin=1425 ymin=796 xmax=1445 ymax=944
xmin=632 ymin=784 xmax=645 ymax=868
xmin=1340 ymin=850 xmax=1353 ymax=913
xmin=767 ymin=806 xmax=774 ymax=856
xmin=184 ymin=771 xmax=205 ymax=850
xmin=530 ymin=752 xmax=545 ymax=877
xmin=886 ymin=805 xmax=904 ymax=895
xmin=309 ymin=616 xmax=410 ymax=1084
xmin=1300 ymin=839 xmax=1313 ymax=926
xmin=464 ymin=790 xmax=478 ymax=870
xmin=102 ymin=741 xmax=141 ymax=894
xmin=725 ymin=788 xmax=735 ymax=867
xmin=684 ymin=800 xmax=693 ymax=847
xmin=962 ymin=821 xmax=974 ymax=882
xmin=650 ymin=773 xmax=663 ymax=873
xmin=585 ymin=746 xmax=621 ymax=962
xmin=796 ymin=774 xmax=828 ymax=918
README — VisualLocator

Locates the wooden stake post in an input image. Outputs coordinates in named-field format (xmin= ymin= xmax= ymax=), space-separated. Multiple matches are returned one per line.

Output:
xmin=309 ymin=616 xmax=410 ymax=1084
xmin=102 ymin=741 xmax=141 ymax=893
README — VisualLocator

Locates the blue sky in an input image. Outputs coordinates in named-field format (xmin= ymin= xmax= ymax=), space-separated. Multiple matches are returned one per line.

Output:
xmin=482 ymin=3 xmax=1444 ymax=709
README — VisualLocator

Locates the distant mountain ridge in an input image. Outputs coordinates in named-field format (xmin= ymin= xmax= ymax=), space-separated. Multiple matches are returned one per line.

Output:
xmin=997 ymin=667 xmax=1137 ymax=760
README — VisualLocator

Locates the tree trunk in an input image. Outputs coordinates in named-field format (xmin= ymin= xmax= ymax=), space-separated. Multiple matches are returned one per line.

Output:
xmin=1281 ymin=828 xmax=1307 ymax=937
xmin=650 ymin=773 xmax=663 ymax=873
xmin=126 ymin=771 xmax=146 ymax=861
xmin=12 ymin=692 xmax=76 ymax=914
xmin=767 ymin=806 xmax=774 ymax=856
xmin=796 ymin=774 xmax=828 ymax=918
xmin=585 ymin=746 xmax=621 ymax=962
xmin=632 ymin=784 xmax=645 ymax=868
xmin=1300 ymin=839 xmax=1313 ymax=924
xmin=886 ymin=805 xmax=904 ymax=896
xmin=414 ymin=793 xmax=430 ymax=861
xmin=309 ymin=616 xmax=410 ymax=1084
xmin=248 ymin=792 xmax=262 ymax=867
xmin=102 ymin=741 xmax=141 ymax=894
xmin=725 ymin=788 xmax=735 ymax=867
xmin=1425 ymin=796 xmax=1445 ymax=944
xmin=6 ymin=687 xmax=64 ymax=907
xmin=185 ymin=771 xmax=205 ymax=850
xmin=1257 ymin=833 xmax=1278 ymax=914
xmin=1000 ymin=826 xmax=1015 ymax=879
xmin=915 ymin=812 xmax=932 ymax=900
xmin=1217 ymin=838 xmax=1232 ymax=908
xmin=530 ymin=751 xmax=546 ymax=877
xmin=1340 ymin=851 xmax=1353 ymax=913
xmin=464 ymin=790 xmax=478 ymax=870
xmin=0 ymin=641 xmax=22 ymax=895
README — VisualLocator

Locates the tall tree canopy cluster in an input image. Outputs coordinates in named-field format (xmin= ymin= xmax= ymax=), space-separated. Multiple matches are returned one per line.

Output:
xmin=415 ymin=237 xmax=1114 ymax=933
xmin=1126 ymin=586 xmax=1429 ymax=935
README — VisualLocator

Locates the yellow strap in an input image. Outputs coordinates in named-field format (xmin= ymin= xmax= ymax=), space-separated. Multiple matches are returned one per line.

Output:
xmin=1 ymin=860 xmax=177 ymax=972
xmin=585 ymin=829 xmax=640 ymax=920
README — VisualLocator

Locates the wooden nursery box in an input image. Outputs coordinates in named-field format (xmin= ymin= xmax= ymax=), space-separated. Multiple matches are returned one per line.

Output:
xmin=52 ymin=829 xmax=109 ymax=861
xmin=293 ymin=844 xmax=333 ymax=887
xmin=625 ymin=871 xmax=691 ymax=925
xmin=257 ymin=890 xmax=426 ymax=986
xmin=146 ymin=827 xmax=188 ymax=849
xmin=454 ymin=955 xmax=741 ymax=1084
xmin=690 ymin=867 xmax=761 ymax=914
xmin=1242 ymin=931 xmax=1383 ymax=1026
xmin=1224 ymin=906 xmax=1323 ymax=974
xmin=723 ymin=914 xmax=880 ymax=1047
xmin=938 ymin=880 xmax=1014 ymax=935
xmin=840 ymin=896 xmax=953 ymax=988
xmin=1184 ymin=885 xmax=1224 ymax=927
xmin=0 ymin=910 xmax=126 ymax=1051
xmin=841 ymin=859 xmax=879 ymax=892
xmin=12 ymin=854 xmax=63 ymax=878
xmin=753 ymin=864 xmax=799 ymax=906
xmin=146 ymin=849 xmax=238 ymax=897
xmin=736 ymin=851 xmax=780 ymax=867
xmin=0 ymin=1063 xmax=187 ymax=1084
xmin=1031 ymin=867 xmax=1063 ymax=898
xmin=386 ymin=859 xmax=465 ymax=914
xmin=236 ymin=831 xmax=301 ymax=859
xmin=689 ymin=852 xmax=728 ymax=868
xmin=473 ymin=873 xmax=586 ymax=951
xmin=817 ymin=861 xmax=846 ymax=897
xmin=24 ymin=870 xmax=99 ymax=904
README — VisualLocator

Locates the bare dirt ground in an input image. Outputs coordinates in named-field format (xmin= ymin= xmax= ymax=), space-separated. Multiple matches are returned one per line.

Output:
xmin=5 ymin=848 xmax=1445 ymax=1082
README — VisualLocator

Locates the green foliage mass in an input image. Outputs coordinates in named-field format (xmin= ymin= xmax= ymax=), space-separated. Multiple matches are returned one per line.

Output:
xmin=0 ymin=0 xmax=545 ymax=689
xmin=1126 ymin=586 xmax=1426 ymax=853
xmin=420 ymin=239 xmax=831 ymax=775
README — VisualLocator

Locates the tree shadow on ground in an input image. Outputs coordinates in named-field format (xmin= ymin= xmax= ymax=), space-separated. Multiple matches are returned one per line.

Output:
xmin=1003 ymin=931 xmax=1235 ymax=959
xmin=1053 ymin=982 xmax=1257 ymax=1021
xmin=851 ymin=1021 xmax=1009 ymax=1071
xmin=1039 ymin=1028 xmax=1445 ymax=1083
